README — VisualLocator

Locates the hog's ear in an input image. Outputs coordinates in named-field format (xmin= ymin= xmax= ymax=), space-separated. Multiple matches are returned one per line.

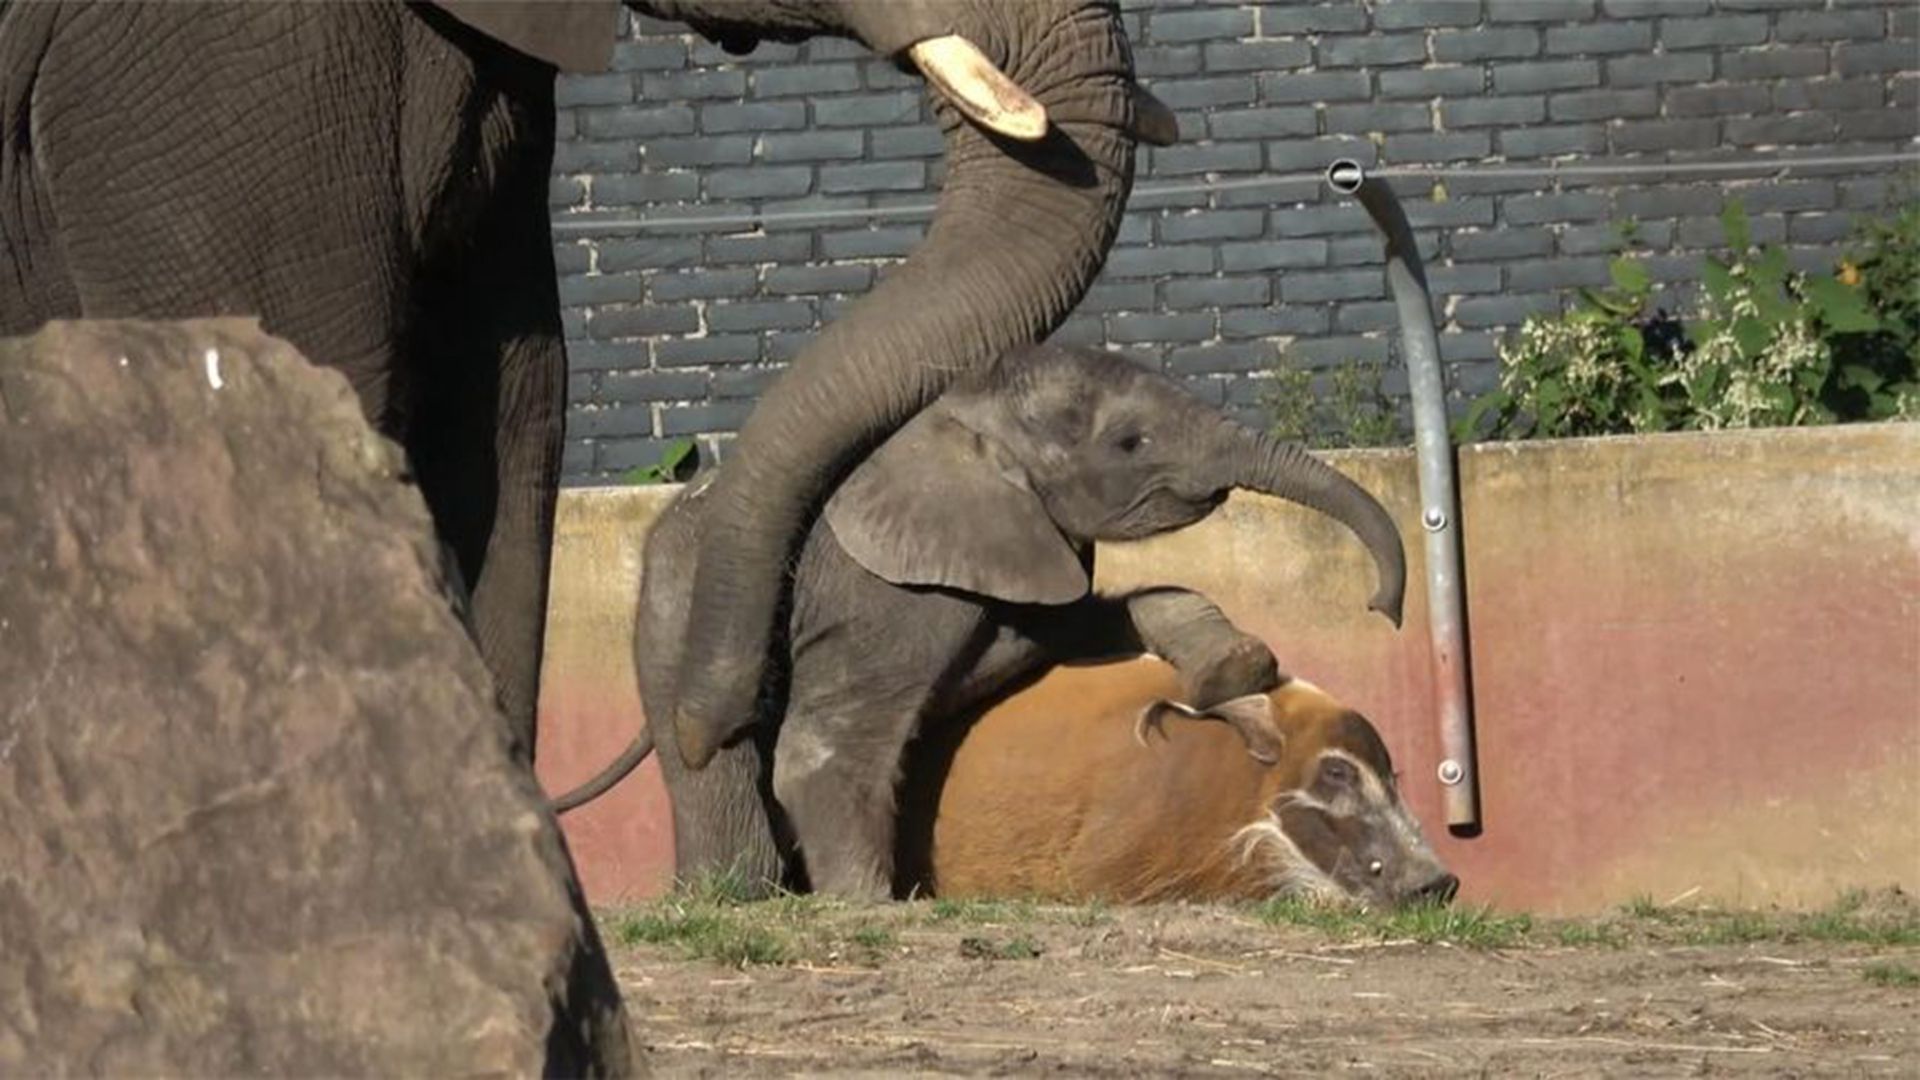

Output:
xmin=823 ymin=410 xmax=1089 ymax=606
xmin=434 ymin=1 xmax=618 ymax=72
xmin=1136 ymin=695 xmax=1283 ymax=765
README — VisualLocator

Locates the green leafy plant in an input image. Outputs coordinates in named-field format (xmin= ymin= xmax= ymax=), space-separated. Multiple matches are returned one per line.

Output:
xmin=1263 ymin=364 xmax=1315 ymax=445
xmin=1263 ymin=356 xmax=1406 ymax=449
xmin=1677 ymin=202 xmax=1883 ymax=429
xmin=620 ymin=437 xmax=697 ymax=485
xmin=1460 ymin=199 xmax=1914 ymax=441
xmin=1457 ymin=254 xmax=1671 ymax=439
xmin=1828 ymin=199 xmax=1920 ymax=420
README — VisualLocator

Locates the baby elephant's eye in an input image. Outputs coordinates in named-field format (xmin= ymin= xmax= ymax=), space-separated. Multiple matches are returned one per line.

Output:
xmin=1114 ymin=432 xmax=1146 ymax=453
xmin=1319 ymin=756 xmax=1358 ymax=786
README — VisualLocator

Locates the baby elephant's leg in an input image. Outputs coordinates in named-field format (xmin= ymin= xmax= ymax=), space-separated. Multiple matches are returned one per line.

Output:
xmin=772 ymin=703 xmax=920 ymax=900
xmin=1122 ymin=587 xmax=1281 ymax=708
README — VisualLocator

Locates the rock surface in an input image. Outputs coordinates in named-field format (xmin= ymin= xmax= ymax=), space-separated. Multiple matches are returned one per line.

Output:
xmin=0 ymin=320 xmax=634 ymax=1075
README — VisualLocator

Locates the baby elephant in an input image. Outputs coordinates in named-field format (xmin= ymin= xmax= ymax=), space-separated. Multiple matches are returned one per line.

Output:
xmin=906 ymin=657 xmax=1456 ymax=907
xmin=561 ymin=343 xmax=1407 ymax=900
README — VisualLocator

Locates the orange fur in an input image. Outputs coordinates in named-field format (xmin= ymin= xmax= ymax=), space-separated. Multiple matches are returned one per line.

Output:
xmin=916 ymin=657 xmax=1364 ymax=902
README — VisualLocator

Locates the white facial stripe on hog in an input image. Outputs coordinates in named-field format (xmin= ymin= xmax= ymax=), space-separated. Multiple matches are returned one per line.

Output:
xmin=1229 ymin=813 xmax=1345 ymax=903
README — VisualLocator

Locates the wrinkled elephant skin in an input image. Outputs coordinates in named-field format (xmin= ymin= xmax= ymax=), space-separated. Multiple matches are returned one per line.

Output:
xmin=0 ymin=0 xmax=1152 ymax=763
xmin=642 ymin=1 xmax=1157 ymax=772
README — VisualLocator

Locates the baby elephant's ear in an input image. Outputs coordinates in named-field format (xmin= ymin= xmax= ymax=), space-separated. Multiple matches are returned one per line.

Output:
xmin=1136 ymin=695 xmax=1284 ymax=764
xmin=824 ymin=411 xmax=1089 ymax=605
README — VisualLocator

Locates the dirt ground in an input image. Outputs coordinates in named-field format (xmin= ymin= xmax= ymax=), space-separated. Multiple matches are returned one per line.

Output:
xmin=607 ymin=893 xmax=1919 ymax=1077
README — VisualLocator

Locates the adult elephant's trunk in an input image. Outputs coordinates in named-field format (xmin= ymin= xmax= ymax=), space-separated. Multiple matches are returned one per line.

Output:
xmin=1221 ymin=423 xmax=1408 ymax=627
xmin=670 ymin=16 xmax=1146 ymax=768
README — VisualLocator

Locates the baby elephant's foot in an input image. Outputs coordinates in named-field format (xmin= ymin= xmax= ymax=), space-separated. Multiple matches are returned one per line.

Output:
xmin=1185 ymin=634 xmax=1282 ymax=708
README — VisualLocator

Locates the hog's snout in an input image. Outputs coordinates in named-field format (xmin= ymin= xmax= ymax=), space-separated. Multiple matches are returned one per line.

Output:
xmin=1406 ymin=870 xmax=1460 ymax=905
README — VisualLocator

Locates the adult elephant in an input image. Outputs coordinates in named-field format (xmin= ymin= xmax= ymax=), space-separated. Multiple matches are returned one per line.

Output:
xmin=0 ymin=1 xmax=1167 ymax=757
xmin=637 ymin=2 xmax=1172 ymax=771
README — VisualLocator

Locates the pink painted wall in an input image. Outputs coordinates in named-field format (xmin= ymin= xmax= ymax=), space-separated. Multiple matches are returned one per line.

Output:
xmin=537 ymin=424 xmax=1920 ymax=913
xmin=533 ymin=489 xmax=675 ymax=903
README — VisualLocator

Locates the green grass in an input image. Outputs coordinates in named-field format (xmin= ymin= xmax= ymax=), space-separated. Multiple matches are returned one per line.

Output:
xmin=1384 ymin=903 xmax=1534 ymax=947
xmin=1250 ymin=895 xmax=1367 ymax=936
xmin=1553 ymin=921 xmax=1627 ymax=948
xmin=1799 ymin=890 xmax=1920 ymax=945
xmin=1064 ymin=900 xmax=1112 ymax=928
xmin=598 ymin=884 xmax=1917 ymax=968
xmin=1620 ymin=894 xmax=1669 ymax=920
xmin=925 ymin=896 xmax=1039 ymax=925
xmin=597 ymin=884 xmax=1120 ymax=968
xmin=674 ymin=867 xmax=777 ymax=905
xmin=1863 ymin=961 xmax=1920 ymax=988
xmin=959 ymin=934 xmax=1043 ymax=960
xmin=1636 ymin=890 xmax=1920 ymax=948
xmin=920 ymin=895 xmax=1109 ymax=927
xmin=1251 ymin=888 xmax=1917 ymax=952
xmin=599 ymin=875 xmax=841 ymax=968
xmin=1253 ymin=897 xmax=1534 ymax=949
xmin=1678 ymin=910 xmax=1780 ymax=946
xmin=606 ymin=905 xmax=791 ymax=967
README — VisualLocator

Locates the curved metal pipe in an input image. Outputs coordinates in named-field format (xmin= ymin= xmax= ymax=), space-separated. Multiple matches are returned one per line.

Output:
xmin=1326 ymin=160 xmax=1480 ymax=833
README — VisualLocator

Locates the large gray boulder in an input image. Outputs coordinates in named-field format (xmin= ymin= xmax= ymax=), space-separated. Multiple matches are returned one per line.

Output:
xmin=0 ymin=320 xmax=634 ymax=1075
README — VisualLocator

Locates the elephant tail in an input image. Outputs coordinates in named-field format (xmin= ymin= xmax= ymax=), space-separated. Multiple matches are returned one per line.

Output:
xmin=549 ymin=726 xmax=656 ymax=814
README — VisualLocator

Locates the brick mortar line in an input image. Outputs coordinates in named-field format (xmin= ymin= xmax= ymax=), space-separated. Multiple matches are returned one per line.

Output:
xmin=552 ymin=152 xmax=1919 ymax=235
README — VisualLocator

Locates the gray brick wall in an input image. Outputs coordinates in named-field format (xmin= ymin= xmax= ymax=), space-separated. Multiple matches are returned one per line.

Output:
xmin=551 ymin=0 xmax=1919 ymax=483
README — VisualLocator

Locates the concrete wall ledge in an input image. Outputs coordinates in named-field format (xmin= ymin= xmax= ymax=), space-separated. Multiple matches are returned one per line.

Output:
xmin=537 ymin=423 xmax=1920 ymax=914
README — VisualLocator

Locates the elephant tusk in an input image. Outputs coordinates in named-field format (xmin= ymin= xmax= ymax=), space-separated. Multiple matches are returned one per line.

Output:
xmin=908 ymin=35 xmax=1048 ymax=142
xmin=1130 ymin=83 xmax=1180 ymax=146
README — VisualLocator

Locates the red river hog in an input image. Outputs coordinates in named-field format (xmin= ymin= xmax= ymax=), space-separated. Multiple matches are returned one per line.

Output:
xmin=902 ymin=656 xmax=1457 ymax=908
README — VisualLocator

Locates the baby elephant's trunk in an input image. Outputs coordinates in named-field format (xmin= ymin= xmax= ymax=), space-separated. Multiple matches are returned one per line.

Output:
xmin=1221 ymin=424 xmax=1407 ymax=625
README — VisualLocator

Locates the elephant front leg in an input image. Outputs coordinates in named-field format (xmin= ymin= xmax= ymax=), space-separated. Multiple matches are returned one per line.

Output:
xmin=473 ymin=365 xmax=566 ymax=761
xmin=405 ymin=122 xmax=566 ymax=760
xmin=771 ymin=705 xmax=919 ymax=900
xmin=1123 ymin=587 xmax=1281 ymax=707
